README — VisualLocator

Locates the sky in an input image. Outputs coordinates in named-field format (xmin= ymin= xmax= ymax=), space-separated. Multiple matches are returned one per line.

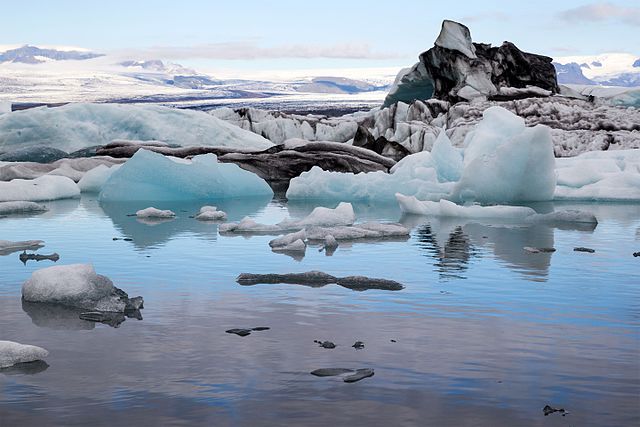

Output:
xmin=1 ymin=0 xmax=639 ymax=77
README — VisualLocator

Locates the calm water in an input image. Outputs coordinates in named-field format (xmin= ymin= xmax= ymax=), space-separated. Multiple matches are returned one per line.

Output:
xmin=1 ymin=196 xmax=639 ymax=426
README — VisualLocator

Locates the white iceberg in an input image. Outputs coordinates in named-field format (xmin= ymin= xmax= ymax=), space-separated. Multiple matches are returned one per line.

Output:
xmin=136 ymin=207 xmax=176 ymax=218
xmin=99 ymin=149 xmax=273 ymax=202
xmin=0 ymin=175 xmax=80 ymax=202
xmin=195 ymin=206 xmax=227 ymax=221
xmin=0 ymin=103 xmax=274 ymax=153
xmin=451 ymin=107 xmax=556 ymax=203
xmin=0 ymin=341 xmax=48 ymax=369
xmin=78 ymin=164 xmax=121 ymax=193
xmin=430 ymin=131 xmax=463 ymax=182
xmin=525 ymin=210 xmax=598 ymax=224
xmin=0 ymin=201 xmax=47 ymax=215
xmin=22 ymin=264 xmax=128 ymax=312
xmin=435 ymin=20 xmax=477 ymax=59
xmin=396 ymin=194 xmax=536 ymax=219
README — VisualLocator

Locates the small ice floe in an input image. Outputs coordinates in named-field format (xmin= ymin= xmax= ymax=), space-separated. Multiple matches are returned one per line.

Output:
xmin=220 ymin=202 xmax=355 ymax=234
xmin=525 ymin=210 xmax=598 ymax=225
xmin=396 ymin=194 xmax=536 ymax=219
xmin=574 ymin=247 xmax=595 ymax=253
xmin=0 ymin=240 xmax=45 ymax=256
xmin=225 ymin=327 xmax=270 ymax=337
xmin=22 ymin=264 xmax=144 ymax=315
xmin=0 ymin=340 xmax=49 ymax=369
xmin=135 ymin=207 xmax=176 ymax=218
xmin=524 ymin=247 xmax=556 ymax=254
xmin=0 ymin=201 xmax=48 ymax=216
xmin=0 ymin=175 xmax=80 ymax=202
xmin=195 ymin=206 xmax=227 ymax=221
xmin=319 ymin=235 xmax=339 ymax=255
xmin=352 ymin=341 xmax=365 ymax=350
xmin=314 ymin=340 xmax=336 ymax=349
xmin=543 ymin=405 xmax=568 ymax=417
xmin=236 ymin=271 xmax=403 ymax=291
xmin=310 ymin=368 xmax=375 ymax=383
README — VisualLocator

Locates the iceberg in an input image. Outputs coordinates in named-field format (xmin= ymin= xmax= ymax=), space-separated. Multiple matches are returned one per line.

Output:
xmin=452 ymin=107 xmax=556 ymax=203
xmin=0 ymin=341 xmax=49 ymax=369
xmin=430 ymin=131 xmax=463 ymax=182
xmin=77 ymin=164 xmax=121 ymax=193
xmin=0 ymin=103 xmax=274 ymax=153
xmin=0 ymin=239 xmax=44 ymax=256
xmin=435 ymin=20 xmax=477 ymax=59
xmin=0 ymin=175 xmax=80 ymax=202
xmin=99 ymin=149 xmax=273 ymax=202
xmin=22 ymin=264 xmax=142 ymax=313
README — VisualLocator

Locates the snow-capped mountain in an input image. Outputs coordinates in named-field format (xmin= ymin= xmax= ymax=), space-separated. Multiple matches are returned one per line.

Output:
xmin=554 ymin=53 xmax=640 ymax=87
xmin=0 ymin=45 xmax=104 ymax=64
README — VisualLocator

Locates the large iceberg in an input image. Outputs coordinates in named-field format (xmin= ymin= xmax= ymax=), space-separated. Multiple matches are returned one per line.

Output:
xmin=22 ymin=264 xmax=141 ymax=313
xmin=451 ymin=107 xmax=556 ymax=203
xmin=99 ymin=149 xmax=273 ymax=202
xmin=0 ymin=341 xmax=49 ymax=369
xmin=0 ymin=103 xmax=274 ymax=153
xmin=0 ymin=175 xmax=80 ymax=202
xmin=287 ymin=107 xmax=557 ymax=204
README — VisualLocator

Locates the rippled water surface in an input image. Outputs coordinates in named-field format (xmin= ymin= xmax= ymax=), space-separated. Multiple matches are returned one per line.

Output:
xmin=1 ymin=196 xmax=639 ymax=426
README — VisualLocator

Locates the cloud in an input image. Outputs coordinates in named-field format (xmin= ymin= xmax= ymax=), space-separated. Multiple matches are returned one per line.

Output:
xmin=113 ymin=41 xmax=402 ymax=61
xmin=558 ymin=2 xmax=640 ymax=26
xmin=459 ymin=12 xmax=511 ymax=23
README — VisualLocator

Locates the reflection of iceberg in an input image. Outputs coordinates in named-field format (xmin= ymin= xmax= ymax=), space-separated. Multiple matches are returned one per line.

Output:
xmin=22 ymin=300 xmax=95 ymax=331
xmin=100 ymin=197 xmax=270 ymax=249
xmin=415 ymin=223 xmax=475 ymax=280
xmin=0 ymin=359 xmax=49 ymax=375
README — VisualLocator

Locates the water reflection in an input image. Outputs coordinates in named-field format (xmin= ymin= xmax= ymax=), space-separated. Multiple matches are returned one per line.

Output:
xmin=415 ymin=224 xmax=476 ymax=280
xmin=21 ymin=300 xmax=95 ymax=331
xmin=97 ymin=196 xmax=271 ymax=249
xmin=0 ymin=360 xmax=49 ymax=376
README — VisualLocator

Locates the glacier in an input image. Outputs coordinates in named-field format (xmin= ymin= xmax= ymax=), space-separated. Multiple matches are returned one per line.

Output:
xmin=0 ymin=341 xmax=49 ymax=369
xmin=0 ymin=103 xmax=274 ymax=153
xmin=99 ymin=149 xmax=273 ymax=202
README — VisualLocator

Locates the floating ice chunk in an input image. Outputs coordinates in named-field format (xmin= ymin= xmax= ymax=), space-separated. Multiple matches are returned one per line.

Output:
xmin=78 ymin=164 xmax=121 ymax=193
xmin=99 ymin=149 xmax=273 ymax=202
xmin=0 ymin=201 xmax=47 ymax=215
xmin=0 ymin=103 xmax=274 ymax=153
xmin=430 ymin=131 xmax=463 ymax=182
xmin=396 ymin=194 xmax=536 ymax=219
xmin=22 ymin=264 xmax=137 ymax=313
xmin=279 ymin=202 xmax=355 ymax=228
xmin=0 ymin=175 xmax=80 ymax=202
xmin=435 ymin=20 xmax=477 ymax=59
xmin=269 ymin=230 xmax=306 ymax=248
xmin=526 ymin=210 xmax=598 ymax=224
xmin=324 ymin=235 xmax=339 ymax=249
xmin=304 ymin=223 xmax=410 ymax=241
xmin=271 ymin=239 xmax=306 ymax=253
xmin=452 ymin=107 xmax=556 ymax=203
xmin=136 ymin=207 xmax=176 ymax=218
xmin=0 ymin=341 xmax=48 ymax=369
xmin=0 ymin=239 xmax=44 ymax=256
xmin=219 ymin=217 xmax=281 ymax=234
xmin=195 ymin=206 xmax=227 ymax=221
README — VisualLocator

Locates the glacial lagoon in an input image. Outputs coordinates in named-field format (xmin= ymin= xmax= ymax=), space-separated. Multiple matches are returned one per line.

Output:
xmin=0 ymin=196 xmax=638 ymax=426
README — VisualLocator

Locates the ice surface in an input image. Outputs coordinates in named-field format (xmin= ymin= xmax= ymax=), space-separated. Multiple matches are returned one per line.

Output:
xmin=22 ymin=264 xmax=127 ymax=312
xmin=554 ymin=150 xmax=640 ymax=201
xmin=525 ymin=210 xmax=598 ymax=224
xmin=0 ymin=341 xmax=48 ymax=369
xmin=77 ymin=164 xmax=121 ymax=193
xmin=0 ymin=175 xmax=80 ymax=202
xmin=304 ymin=223 xmax=410 ymax=241
xmin=430 ymin=131 xmax=463 ymax=182
xmin=269 ymin=230 xmax=306 ymax=249
xmin=396 ymin=194 xmax=536 ymax=219
xmin=0 ymin=103 xmax=274 ymax=153
xmin=195 ymin=206 xmax=227 ymax=221
xmin=452 ymin=107 xmax=556 ymax=203
xmin=0 ymin=239 xmax=44 ymax=255
xmin=435 ymin=20 xmax=477 ymax=59
xmin=136 ymin=207 xmax=176 ymax=218
xmin=99 ymin=149 xmax=273 ymax=202
xmin=271 ymin=239 xmax=306 ymax=253
xmin=0 ymin=201 xmax=47 ymax=215
xmin=0 ymin=102 xmax=11 ymax=115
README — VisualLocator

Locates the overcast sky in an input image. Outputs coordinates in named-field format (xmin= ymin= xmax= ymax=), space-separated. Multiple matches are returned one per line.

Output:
xmin=2 ymin=0 xmax=638 ymax=74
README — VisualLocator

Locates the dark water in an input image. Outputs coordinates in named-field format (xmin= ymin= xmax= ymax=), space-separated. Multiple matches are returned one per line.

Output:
xmin=1 ymin=197 xmax=639 ymax=426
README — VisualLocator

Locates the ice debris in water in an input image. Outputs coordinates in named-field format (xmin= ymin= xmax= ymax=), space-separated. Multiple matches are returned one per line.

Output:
xmin=99 ymin=149 xmax=273 ymax=202
xmin=0 ymin=175 xmax=80 ymax=202
xmin=525 ymin=210 xmax=598 ymax=224
xmin=22 ymin=264 xmax=143 ymax=313
xmin=221 ymin=202 xmax=355 ymax=234
xmin=195 ymin=206 xmax=227 ymax=221
xmin=136 ymin=207 xmax=176 ymax=218
xmin=396 ymin=194 xmax=535 ymax=219
xmin=0 ymin=103 xmax=274 ymax=153
xmin=0 ymin=341 xmax=49 ymax=369
xmin=236 ymin=271 xmax=404 ymax=291
xmin=0 ymin=201 xmax=47 ymax=215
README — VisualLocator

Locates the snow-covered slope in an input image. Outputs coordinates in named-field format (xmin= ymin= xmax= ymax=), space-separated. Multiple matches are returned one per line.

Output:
xmin=554 ymin=53 xmax=640 ymax=87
